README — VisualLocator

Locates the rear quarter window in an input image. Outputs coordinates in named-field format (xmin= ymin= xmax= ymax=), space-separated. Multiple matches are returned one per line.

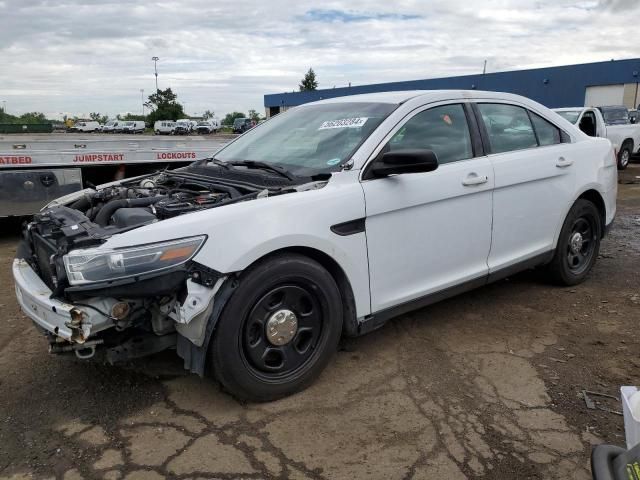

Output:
xmin=530 ymin=113 xmax=562 ymax=146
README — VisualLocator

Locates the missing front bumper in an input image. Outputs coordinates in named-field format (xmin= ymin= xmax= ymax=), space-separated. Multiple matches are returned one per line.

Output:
xmin=13 ymin=258 xmax=117 ymax=344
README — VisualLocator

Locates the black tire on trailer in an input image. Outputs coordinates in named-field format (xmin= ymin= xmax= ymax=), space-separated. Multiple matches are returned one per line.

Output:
xmin=210 ymin=253 xmax=343 ymax=402
xmin=546 ymin=199 xmax=602 ymax=286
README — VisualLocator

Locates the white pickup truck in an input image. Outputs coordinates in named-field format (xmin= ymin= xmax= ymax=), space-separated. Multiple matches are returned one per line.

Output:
xmin=554 ymin=106 xmax=640 ymax=170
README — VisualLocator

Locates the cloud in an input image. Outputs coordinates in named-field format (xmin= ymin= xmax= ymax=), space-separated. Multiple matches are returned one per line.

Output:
xmin=0 ymin=0 xmax=638 ymax=119
xmin=301 ymin=9 xmax=421 ymax=23
xmin=597 ymin=0 xmax=640 ymax=11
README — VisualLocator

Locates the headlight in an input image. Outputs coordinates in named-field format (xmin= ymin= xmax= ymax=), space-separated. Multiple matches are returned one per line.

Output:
xmin=63 ymin=236 xmax=206 ymax=285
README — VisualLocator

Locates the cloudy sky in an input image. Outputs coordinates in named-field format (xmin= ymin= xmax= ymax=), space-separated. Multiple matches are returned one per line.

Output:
xmin=0 ymin=0 xmax=638 ymax=119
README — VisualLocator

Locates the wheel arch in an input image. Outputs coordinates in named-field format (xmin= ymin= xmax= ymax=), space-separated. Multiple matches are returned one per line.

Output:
xmin=176 ymin=245 xmax=360 ymax=378
xmin=552 ymin=187 xmax=608 ymax=250
xmin=239 ymin=246 xmax=359 ymax=337
xmin=577 ymin=189 xmax=606 ymax=238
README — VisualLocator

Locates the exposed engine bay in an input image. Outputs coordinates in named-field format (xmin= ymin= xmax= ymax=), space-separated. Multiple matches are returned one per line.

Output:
xmin=16 ymin=164 xmax=324 ymax=367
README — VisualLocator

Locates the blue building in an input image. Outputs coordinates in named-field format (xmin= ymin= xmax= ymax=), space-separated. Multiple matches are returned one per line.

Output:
xmin=264 ymin=58 xmax=640 ymax=117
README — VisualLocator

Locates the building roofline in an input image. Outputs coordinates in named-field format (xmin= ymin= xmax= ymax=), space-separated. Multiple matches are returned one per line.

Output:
xmin=264 ymin=57 xmax=640 ymax=108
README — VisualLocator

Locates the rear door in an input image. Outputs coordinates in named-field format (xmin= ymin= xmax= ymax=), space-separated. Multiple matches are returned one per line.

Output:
xmin=362 ymin=102 xmax=494 ymax=313
xmin=474 ymin=102 xmax=576 ymax=273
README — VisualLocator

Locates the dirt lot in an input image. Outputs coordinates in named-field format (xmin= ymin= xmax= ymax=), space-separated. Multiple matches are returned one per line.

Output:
xmin=0 ymin=165 xmax=639 ymax=480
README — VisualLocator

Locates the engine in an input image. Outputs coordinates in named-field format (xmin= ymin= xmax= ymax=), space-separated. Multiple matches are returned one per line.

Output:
xmin=66 ymin=172 xmax=254 ymax=229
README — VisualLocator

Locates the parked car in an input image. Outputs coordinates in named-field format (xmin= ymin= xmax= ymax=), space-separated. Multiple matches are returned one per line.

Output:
xmin=71 ymin=121 xmax=100 ymax=133
xmin=13 ymin=90 xmax=617 ymax=401
xmin=554 ymin=106 xmax=640 ymax=169
xmin=195 ymin=119 xmax=220 ymax=134
xmin=120 ymin=121 xmax=145 ymax=134
xmin=101 ymin=120 xmax=118 ymax=133
xmin=154 ymin=120 xmax=177 ymax=135
xmin=175 ymin=119 xmax=193 ymax=135
xmin=233 ymin=117 xmax=253 ymax=133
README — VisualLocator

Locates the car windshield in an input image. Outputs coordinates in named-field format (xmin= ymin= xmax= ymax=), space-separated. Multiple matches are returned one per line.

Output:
xmin=215 ymin=102 xmax=396 ymax=176
xmin=556 ymin=110 xmax=581 ymax=124
xmin=233 ymin=118 xmax=247 ymax=126
xmin=599 ymin=107 xmax=629 ymax=125
xmin=197 ymin=121 xmax=209 ymax=126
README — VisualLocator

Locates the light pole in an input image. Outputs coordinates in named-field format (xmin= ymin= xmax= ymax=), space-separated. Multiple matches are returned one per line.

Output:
xmin=1 ymin=100 xmax=5 ymax=114
xmin=140 ymin=89 xmax=144 ymax=116
xmin=151 ymin=57 xmax=159 ymax=92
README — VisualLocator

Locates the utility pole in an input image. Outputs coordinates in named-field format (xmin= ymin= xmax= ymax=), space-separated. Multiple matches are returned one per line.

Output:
xmin=152 ymin=57 xmax=159 ymax=92
xmin=483 ymin=60 xmax=487 ymax=75
xmin=140 ymin=89 xmax=145 ymax=116
xmin=1 ymin=100 xmax=6 ymax=114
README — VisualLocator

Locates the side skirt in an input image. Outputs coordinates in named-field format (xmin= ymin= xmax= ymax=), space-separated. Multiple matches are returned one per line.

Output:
xmin=356 ymin=251 xmax=554 ymax=336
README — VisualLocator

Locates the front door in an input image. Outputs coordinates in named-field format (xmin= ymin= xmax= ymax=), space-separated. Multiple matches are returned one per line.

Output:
xmin=362 ymin=102 xmax=494 ymax=313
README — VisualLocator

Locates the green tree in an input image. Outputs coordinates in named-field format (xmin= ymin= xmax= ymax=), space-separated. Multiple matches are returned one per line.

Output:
xmin=248 ymin=109 xmax=260 ymax=122
xmin=299 ymin=68 xmax=318 ymax=91
xmin=121 ymin=113 xmax=146 ymax=121
xmin=0 ymin=109 xmax=55 ymax=124
xmin=222 ymin=112 xmax=247 ymax=126
xmin=144 ymin=87 xmax=185 ymax=125
xmin=202 ymin=110 xmax=215 ymax=120
xmin=89 ymin=112 xmax=109 ymax=124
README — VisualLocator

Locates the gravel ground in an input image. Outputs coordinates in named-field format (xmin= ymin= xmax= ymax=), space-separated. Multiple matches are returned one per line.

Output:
xmin=0 ymin=164 xmax=639 ymax=479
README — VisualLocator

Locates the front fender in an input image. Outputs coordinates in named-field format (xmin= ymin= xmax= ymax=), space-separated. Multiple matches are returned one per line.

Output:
xmin=102 ymin=171 xmax=372 ymax=318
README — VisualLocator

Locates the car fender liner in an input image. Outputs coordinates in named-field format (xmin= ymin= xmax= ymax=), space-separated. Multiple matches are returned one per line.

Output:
xmin=176 ymin=274 xmax=239 ymax=376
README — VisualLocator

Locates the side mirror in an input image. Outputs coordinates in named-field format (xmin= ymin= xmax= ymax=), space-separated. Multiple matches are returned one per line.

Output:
xmin=630 ymin=117 xmax=637 ymax=124
xmin=370 ymin=149 xmax=439 ymax=178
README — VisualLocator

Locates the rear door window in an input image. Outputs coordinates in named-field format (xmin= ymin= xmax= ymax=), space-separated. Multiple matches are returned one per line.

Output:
xmin=477 ymin=104 xmax=538 ymax=154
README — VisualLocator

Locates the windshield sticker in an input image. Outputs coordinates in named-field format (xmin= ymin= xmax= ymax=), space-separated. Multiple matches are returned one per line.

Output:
xmin=326 ymin=158 xmax=341 ymax=166
xmin=319 ymin=117 xmax=368 ymax=130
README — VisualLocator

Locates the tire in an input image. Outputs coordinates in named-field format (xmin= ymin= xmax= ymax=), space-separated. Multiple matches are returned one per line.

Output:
xmin=618 ymin=142 xmax=631 ymax=170
xmin=547 ymin=199 xmax=602 ymax=286
xmin=210 ymin=253 xmax=343 ymax=401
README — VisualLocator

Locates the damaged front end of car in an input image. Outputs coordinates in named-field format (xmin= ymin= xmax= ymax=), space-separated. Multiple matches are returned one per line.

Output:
xmin=13 ymin=163 xmax=311 ymax=371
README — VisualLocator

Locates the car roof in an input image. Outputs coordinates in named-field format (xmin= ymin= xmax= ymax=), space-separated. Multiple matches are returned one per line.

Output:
xmin=553 ymin=107 xmax=585 ymax=111
xmin=306 ymin=89 xmax=541 ymax=106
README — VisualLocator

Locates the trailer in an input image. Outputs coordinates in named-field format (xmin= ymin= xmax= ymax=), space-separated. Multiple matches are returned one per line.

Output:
xmin=0 ymin=134 xmax=230 ymax=217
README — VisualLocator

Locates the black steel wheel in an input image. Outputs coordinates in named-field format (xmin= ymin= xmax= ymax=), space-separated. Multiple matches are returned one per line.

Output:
xmin=210 ymin=253 xmax=343 ymax=401
xmin=566 ymin=216 xmax=597 ymax=275
xmin=547 ymin=199 xmax=602 ymax=285
xmin=241 ymin=284 xmax=324 ymax=378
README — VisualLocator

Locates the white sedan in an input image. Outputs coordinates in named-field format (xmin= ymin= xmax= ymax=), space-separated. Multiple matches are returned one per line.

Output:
xmin=14 ymin=90 xmax=617 ymax=401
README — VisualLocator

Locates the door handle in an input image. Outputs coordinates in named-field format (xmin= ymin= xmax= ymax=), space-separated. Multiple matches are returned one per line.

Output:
xmin=462 ymin=174 xmax=489 ymax=186
xmin=556 ymin=157 xmax=573 ymax=168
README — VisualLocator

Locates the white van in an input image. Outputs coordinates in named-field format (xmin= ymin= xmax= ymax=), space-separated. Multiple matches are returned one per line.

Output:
xmin=195 ymin=118 xmax=220 ymax=134
xmin=101 ymin=120 xmax=118 ymax=133
xmin=175 ymin=119 xmax=194 ymax=135
xmin=154 ymin=121 xmax=177 ymax=135
xmin=120 ymin=121 xmax=146 ymax=134
xmin=73 ymin=121 xmax=100 ymax=133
